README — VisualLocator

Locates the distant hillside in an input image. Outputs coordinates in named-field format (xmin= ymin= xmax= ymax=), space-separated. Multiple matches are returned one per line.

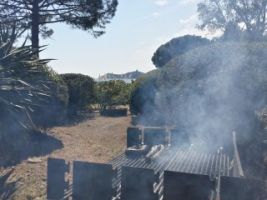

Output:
xmin=96 ymin=70 xmax=144 ymax=83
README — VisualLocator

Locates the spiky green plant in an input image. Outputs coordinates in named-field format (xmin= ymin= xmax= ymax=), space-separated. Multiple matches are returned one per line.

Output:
xmin=0 ymin=41 xmax=68 ymax=134
xmin=0 ymin=22 xmax=68 ymax=165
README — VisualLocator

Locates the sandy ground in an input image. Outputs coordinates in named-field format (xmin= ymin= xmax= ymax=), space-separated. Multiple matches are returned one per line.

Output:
xmin=0 ymin=114 xmax=130 ymax=200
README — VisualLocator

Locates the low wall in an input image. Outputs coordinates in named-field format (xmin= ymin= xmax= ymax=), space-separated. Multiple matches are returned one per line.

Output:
xmin=100 ymin=108 xmax=128 ymax=117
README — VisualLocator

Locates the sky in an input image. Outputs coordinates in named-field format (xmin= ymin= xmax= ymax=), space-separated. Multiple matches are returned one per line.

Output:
xmin=41 ymin=0 xmax=207 ymax=78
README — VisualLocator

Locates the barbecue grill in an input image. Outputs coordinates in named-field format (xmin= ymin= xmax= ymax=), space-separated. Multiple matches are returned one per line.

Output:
xmin=47 ymin=126 xmax=262 ymax=200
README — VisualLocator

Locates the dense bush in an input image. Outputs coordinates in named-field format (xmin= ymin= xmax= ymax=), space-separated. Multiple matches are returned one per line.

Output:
xmin=132 ymin=42 xmax=267 ymax=122
xmin=28 ymin=67 xmax=68 ymax=127
xmin=61 ymin=73 xmax=95 ymax=115
xmin=152 ymin=35 xmax=210 ymax=68
xmin=130 ymin=70 xmax=160 ymax=116
xmin=96 ymin=80 xmax=133 ymax=110
xmin=131 ymin=42 xmax=267 ymax=178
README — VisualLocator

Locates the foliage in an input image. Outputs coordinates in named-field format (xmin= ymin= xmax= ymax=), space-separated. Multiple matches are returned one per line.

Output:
xmin=152 ymin=35 xmax=210 ymax=68
xmin=130 ymin=70 xmax=160 ymax=115
xmin=61 ymin=73 xmax=95 ymax=115
xmin=220 ymin=22 xmax=243 ymax=41
xmin=197 ymin=0 xmax=267 ymax=40
xmin=0 ymin=19 xmax=69 ymax=164
xmin=0 ymin=43 xmax=47 ymax=131
xmin=0 ymin=0 xmax=118 ymax=51
xmin=0 ymin=43 xmax=68 ymax=131
xmin=96 ymin=80 xmax=133 ymax=110
xmin=131 ymin=42 xmax=267 ymax=137
xmin=0 ymin=22 xmax=27 ymax=46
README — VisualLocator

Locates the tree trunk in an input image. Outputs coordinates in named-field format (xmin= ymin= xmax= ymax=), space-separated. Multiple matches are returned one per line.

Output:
xmin=31 ymin=0 xmax=40 ymax=57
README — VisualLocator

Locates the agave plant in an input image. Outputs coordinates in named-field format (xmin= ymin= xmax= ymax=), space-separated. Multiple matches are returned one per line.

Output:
xmin=0 ymin=23 xmax=68 ymax=165
xmin=0 ymin=42 xmax=54 ymax=132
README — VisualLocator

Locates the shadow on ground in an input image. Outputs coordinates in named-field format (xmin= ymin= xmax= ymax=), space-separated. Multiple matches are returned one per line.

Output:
xmin=0 ymin=131 xmax=63 ymax=168
xmin=0 ymin=111 xmax=97 ymax=168
xmin=0 ymin=169 xmax=20 ymax=200
xmin=64 ymin=111 xmax=97 ymax=126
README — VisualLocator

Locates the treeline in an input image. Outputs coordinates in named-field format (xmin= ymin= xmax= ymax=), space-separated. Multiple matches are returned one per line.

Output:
xmin=60 ymin=73 xmax=134 ymax=116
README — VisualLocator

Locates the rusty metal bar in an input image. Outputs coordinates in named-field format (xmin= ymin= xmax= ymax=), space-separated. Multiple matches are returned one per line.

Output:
xmin=232 ymin=132 xmax=244 ymax=177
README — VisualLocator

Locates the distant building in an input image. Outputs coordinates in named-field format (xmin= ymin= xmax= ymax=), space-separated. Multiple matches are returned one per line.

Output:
xmin=96 ymin=70 xmax=144 ymax=83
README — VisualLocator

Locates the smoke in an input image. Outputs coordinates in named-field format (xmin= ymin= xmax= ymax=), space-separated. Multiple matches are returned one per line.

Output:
xmin=137 ymin=42 xmax=267 ymax=153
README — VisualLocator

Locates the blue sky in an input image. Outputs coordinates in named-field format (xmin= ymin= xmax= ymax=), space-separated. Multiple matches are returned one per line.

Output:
xmin=41 ymin=0 xmax=206 ymax=78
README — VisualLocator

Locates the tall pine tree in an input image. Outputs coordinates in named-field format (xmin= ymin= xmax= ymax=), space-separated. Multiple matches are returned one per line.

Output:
xmin=0 ymin=0 xmax=118 ymax=55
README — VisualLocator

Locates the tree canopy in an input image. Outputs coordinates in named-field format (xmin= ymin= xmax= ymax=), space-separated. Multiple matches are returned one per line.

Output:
xmin=131 ymin=42 xmax=267 ymax=179
xmin=197 ymin=0 xmax=267 ymax=40
xmin=152 ymin=35 xmax=210 ymax=68
xmin=96 ymin=80 xmax=133 ymax=110
xmin=0 ymin=0 xmax=118 ymax=52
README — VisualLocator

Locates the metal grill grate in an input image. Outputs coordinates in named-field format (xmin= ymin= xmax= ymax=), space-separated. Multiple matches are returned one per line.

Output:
xmin=109 ymin=147 xmax=232 ymax=200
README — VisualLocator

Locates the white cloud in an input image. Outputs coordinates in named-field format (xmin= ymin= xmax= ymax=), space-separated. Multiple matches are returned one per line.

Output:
xmin=152 ymin=12 xmax=161 ymax=17
xmin=153 ymin=0 xmax=169 ymax=6
xmin=176 ymin=14 xmax=222 ymax=38
xmin=179 ymin=14 xmax=198 ymax=25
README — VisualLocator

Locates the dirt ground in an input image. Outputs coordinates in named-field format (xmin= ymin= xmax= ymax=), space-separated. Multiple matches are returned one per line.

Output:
xmin=0 ymin=114 xmax=130 ymax=200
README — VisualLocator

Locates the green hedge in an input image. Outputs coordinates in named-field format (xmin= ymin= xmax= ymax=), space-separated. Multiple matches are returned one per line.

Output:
xmin=61 ymin=73 xmax=95 ymax=115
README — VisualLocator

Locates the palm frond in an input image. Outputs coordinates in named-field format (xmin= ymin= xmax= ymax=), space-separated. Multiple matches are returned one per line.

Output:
xmin=0 ymin=42 xmax=54 ymax=131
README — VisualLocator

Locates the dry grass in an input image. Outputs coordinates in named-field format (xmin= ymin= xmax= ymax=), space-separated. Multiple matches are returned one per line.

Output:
xmin=0 ymin=114 xmax=130 ymax=200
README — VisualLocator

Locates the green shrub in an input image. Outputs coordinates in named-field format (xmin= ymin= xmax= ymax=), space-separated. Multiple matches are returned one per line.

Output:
xmin=130 ymin=70 xmax=159 ymax=115
xmin=96 ymin=80 xmax=133 ymax=110
xmin=61 ymin=73 xmax=95 ymax=115
xmin=133 ymin=42 xmax=267 ymax=120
